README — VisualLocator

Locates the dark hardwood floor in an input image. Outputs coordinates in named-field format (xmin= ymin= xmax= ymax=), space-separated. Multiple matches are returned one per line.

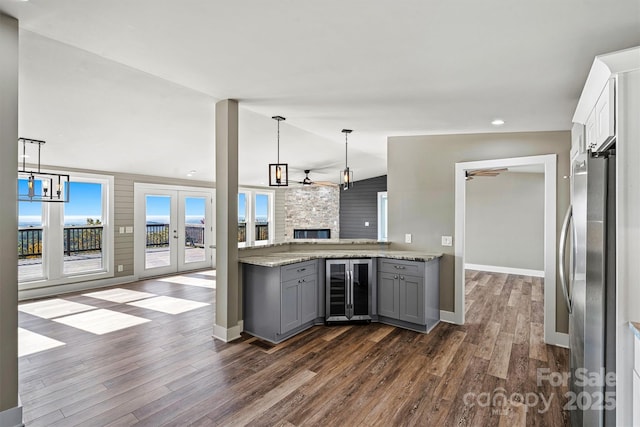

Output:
xmin=18 ymin=269 xmax=569 ymax=426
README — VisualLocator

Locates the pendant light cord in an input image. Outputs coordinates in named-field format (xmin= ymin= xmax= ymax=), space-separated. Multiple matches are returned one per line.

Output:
xmin=345 ymin=132 xmax=348 ymax=169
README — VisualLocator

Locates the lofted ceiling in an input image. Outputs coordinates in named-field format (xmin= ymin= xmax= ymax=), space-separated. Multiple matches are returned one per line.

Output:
xmin=1 ymin=0 xmax=639 ymax=186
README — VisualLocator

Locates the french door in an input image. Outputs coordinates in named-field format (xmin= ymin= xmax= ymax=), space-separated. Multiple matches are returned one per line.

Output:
xmin=135 ymin=184 xmax=214 ymax=278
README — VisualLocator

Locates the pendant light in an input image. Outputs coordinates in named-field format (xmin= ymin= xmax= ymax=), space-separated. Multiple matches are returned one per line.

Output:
xmin=340 ymin=129 xmax=353 ymax=190
xmin=18 ymin=137 xmax=70 ymax=203
xmin=268 ymin=116 xmax=288 ymax=187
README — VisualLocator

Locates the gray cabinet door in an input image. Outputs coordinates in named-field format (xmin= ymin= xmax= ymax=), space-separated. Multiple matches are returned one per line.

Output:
xmin=378 ymin=272 xmax=399 ymax=319
xmin=281 ymin=278 xmax=301 ymax=333
xmin=300 ymin=276 xmax=317 ymax=324
xmin=399 ymin=275 xmax=424 ymax=324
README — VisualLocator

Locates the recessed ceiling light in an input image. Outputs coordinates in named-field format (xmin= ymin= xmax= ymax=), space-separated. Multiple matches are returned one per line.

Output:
xmin=491 ymin=119 xmax=505 ymax=126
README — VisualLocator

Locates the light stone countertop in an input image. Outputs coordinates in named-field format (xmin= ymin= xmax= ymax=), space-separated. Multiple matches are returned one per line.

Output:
xmin=239 ymin=250 xmax=442 ymax=267
xmin=238 ymin=239 xmax=388 ymax=252
xmin=630 ymin=322 xmax=640 ymax=340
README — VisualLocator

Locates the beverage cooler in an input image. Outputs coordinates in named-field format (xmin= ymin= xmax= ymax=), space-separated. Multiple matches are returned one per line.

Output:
xmin=325 ymin=259 xmax=372 ymax=322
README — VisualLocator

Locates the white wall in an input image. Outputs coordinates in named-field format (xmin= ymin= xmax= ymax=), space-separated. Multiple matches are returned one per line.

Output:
xmin=465 ymin=171 xmax=544 ymax=272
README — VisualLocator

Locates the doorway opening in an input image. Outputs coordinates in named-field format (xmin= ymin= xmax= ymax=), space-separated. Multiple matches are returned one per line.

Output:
xmin=454 ymin=154 xmax=567 ymax=347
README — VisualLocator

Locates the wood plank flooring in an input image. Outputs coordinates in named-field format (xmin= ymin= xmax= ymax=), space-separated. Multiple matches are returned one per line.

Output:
xmin=18 ymin=269 xmax=570 ymax=426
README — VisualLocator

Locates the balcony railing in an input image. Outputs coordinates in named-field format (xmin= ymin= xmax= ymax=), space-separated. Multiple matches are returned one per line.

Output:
xmin=64 ymin=225 xmax=103 ymax=255
xmin=255 ymin=222 xmax=269 ymax=241
xmin=18 ymin=226 xmax=105 ymax=259
xmin=146 ymin=224 xmax=206 ymax=247
xmin=18 ymin=223 xmax=216 ymax=259
xmin=18 ymin=227 xmax=43 ymax=259
xmin=238 ymin=223 xmax=246 ymax=243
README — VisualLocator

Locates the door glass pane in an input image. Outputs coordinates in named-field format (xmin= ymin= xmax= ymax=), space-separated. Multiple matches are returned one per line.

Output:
xmin=18 ymin=179 xmax=44 ymax=281
xmin=238 ymin=193 xmax=247 ymax=244
xmin=255 ymin=194 xmax=269 ymax=242
xmin=146 ymin=195 xmax=171 ymax=268
xmin=328 ymin=263 xmax=346 ymax=317
xmin=352 ymin=263 xmax=370 ymax=316
xmin=63 ymin=182 xmax=104 ymax=274
xmin=184 ymin=196 xmax=206 ymax=264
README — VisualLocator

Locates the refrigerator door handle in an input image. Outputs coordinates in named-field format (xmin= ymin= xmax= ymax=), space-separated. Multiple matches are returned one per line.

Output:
xmin=344 ymin=270 xmax=349 ymax=307
xmin=349 ymin=270 xmax=353 ymax=309
xmin=559 ymin=205 xmax=573 ymax=313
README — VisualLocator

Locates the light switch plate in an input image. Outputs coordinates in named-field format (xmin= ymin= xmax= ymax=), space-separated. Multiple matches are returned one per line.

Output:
xmin=365 ymin=221 xmax=370 ymax=227
xmin=405 ymin=233 xmax=412 ymax=243
xmin=441 ymin=236 xmax=453 ymax=246
xmin=117 ymin=264 xmax=124 ymax=272
xmin=125 ymin=226 xmax=133 ymax=233
xmin=119 ymin=227 xmax=125 ymax=234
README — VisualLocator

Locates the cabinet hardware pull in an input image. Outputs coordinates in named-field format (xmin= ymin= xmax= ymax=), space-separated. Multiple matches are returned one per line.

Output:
xmin=394 ymin=275 xmax=398 ymax=279
xmin=400 ymin=276 xmax=405 ymax=280
xmin=297 ymin=268 xmax=306 ymax=272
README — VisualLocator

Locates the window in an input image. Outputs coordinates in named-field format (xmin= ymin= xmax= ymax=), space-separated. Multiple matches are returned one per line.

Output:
xmin=238 ymin=189 xmax=273 ymax=247
xmin=18 ymin=179 xmax=44 ymax=282
xmin=238 ymin=193 xmax=247 ymax=245
xmin=18 ymin=172 xmax=113 ymax=286
xmin=63 ymin=181 xmax=104 ymax=274
xmin=254 ymin=193 xmax=270 ymax=244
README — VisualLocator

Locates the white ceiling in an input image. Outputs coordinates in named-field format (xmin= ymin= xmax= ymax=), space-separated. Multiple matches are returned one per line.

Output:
xmin=2 ymin=0 xmax=639 ymax=186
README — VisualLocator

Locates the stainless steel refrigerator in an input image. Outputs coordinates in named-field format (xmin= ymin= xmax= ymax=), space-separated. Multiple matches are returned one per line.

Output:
xmin=560 ymin=148 xmax=616 ymax=426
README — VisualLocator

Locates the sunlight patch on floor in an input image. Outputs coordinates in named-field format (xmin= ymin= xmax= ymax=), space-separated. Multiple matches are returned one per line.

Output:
xmin=18 ymin=328 xmax=66 ymax=357
xmin=127 ymin=296 xmax=209 ymax=314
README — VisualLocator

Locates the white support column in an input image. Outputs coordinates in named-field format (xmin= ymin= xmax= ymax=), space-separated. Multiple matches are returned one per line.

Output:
xmin=213 ymin=99 xmax=242 ymax=342
xmin=0 ymin=12 xmax=23 ymax=427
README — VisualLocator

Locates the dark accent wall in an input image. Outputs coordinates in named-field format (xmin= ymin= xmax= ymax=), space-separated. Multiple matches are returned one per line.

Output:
xmin=339 ymin=175 xmax=387 ymax=239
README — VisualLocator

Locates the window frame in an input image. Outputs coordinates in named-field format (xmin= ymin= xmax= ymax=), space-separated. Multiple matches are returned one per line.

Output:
xmin=238 ymin=188 xmax=274 ymax=247
xmin=18 ymin=171 xmax=115 ymax=290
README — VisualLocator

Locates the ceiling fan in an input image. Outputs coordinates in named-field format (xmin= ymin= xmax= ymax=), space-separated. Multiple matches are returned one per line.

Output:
xmin=465 ymin=168 xmax=508 ymax=180
xmin=296 ymin=169 xmax=336 ymax=187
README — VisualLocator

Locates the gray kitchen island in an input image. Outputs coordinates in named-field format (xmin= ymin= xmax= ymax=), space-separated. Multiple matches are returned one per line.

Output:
xmin=240 ymin=241 xmax=442 ymax=343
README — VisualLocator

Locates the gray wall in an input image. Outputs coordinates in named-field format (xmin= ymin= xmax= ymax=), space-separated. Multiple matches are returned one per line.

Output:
xmin=339 ymin=175 xmax=387 ymax=239
xmin=465 ymin=172 xmax=544 ymax=271
xmin=387 ymin=131 xmax=570 ymax=333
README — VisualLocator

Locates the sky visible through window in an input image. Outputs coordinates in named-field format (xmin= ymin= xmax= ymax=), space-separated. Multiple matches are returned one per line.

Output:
xmin=145 ymin=195 xmax=206 ymax=224
xmin=18 ymin=180 xmax=102 ymax=226
xmin=255 ymin=194 xmax=268 ymax=223
xmin=237 ymin=193 xmax=268 ymax=223
xmin=238 ymin=193 xmax=246 ymax=222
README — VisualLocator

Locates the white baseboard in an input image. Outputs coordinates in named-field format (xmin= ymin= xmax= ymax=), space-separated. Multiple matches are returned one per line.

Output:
xmin=440 ymin=310 xmax=463 ymax=325
xmin=464 ymin=263 xmax=545 ymax=278
xmin=545 ymin=330 xmax=569 ymax=348
xmin=213 ymin=320 xmax=244 ymax=343
xmin=0 ymin=404 xmax=23 ymax=427
xmin=18 ymin=275 xmax=138 ymax=301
